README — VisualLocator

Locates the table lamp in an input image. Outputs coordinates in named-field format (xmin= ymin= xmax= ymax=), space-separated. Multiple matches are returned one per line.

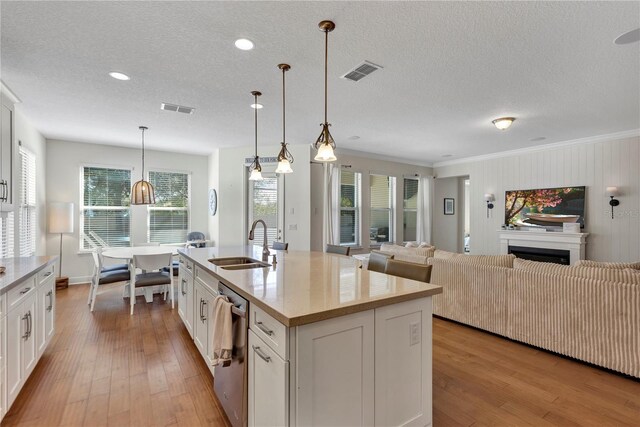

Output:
xmin=48 ymin=202 xmax=74 ymax=289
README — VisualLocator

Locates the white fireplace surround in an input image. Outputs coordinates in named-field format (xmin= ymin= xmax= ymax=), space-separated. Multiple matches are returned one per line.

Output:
xmin=498 ymin=230 xmax=589 ymax=265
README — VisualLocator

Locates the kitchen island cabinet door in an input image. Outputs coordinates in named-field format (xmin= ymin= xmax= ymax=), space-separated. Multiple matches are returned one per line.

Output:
xmin=36 ymin=276 xmax=55 ymax=356
xmin=178 ymin=267 xmax=194 ymax=337
xmin=248 ymin=329 xmax=288 ymax=427
xmin=295 ymin=310 xmax=374 ymax=427
xmin=193 ymin=281 xmax=209 ymax=360
xmin=6 ymin=293 xmax=37 ymax=408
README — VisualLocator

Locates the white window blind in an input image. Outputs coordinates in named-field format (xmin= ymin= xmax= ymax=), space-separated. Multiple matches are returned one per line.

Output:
xmin=248 ymin=176 xmax=279 ymax=246
xmin=0 ymin=212 xmax=14 ymax=258
xmin=370 ymin=174 xmax=394 ymax=245
xmin=19 ymin=147 xmax=37 ymax=256
xmin=403 ymin=178 xmax=418 ymax=242
xmin=148 ymin=171 xmax=190 ymax=244
xmin=80 ymin=166 xmax=131 ymax=250
xmin=339 ymin=170 xmax=361 ymax=245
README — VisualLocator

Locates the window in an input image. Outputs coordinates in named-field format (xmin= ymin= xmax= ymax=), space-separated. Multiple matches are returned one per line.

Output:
xmin=248 ymin=175 xmax=279 ymax=246
xmin=370 ymin=174 xmax=395 ymax=245
xmin=148 ymin=171 xmax=190 ymax=244
xmin=0 ymin=213 xmax=14 ymax=258
xmin=339 ymin=170 xmax=361 ymax=245
xmin=80 ymin=166 xmax=131 ymax=250
xmin=19 ymin=147 xmax=36 ymax=256
xmin=403 ymin=178 xmax=418 ymax=242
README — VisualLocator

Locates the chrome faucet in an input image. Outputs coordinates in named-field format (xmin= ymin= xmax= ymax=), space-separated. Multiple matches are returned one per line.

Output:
xmin=249 ymin=219 xmax=270 ymax=261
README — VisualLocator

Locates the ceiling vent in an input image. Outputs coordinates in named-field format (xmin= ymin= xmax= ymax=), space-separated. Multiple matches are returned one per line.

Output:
xmin=341 ymin=60 xmax=383 ymax=82
xmin=161 ymin=103 xmax=195 ymax=114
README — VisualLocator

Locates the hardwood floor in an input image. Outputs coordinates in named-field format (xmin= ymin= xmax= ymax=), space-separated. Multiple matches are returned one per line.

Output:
xmin=3 ymin=284 xmax=639 ymax=426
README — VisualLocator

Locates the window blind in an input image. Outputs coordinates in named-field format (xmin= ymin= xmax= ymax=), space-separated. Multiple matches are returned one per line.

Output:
xmin=148 ymin=171 xmax=190 ymax=244
xmin=19 ymin=147 xmax=37 ymax=256
xmin=249 ymin=177 xmax=279 ymax=245
xmin=370 ymin=174 xmax=394 ymax=244
xmin=0 ymin=212 xmax=14 ymax=258
xmin=339 ymin=171 xmax=360 ymax=245
xmin=403 ymin=178 xmax=418 ymax=242
xmin=80 ymin=167 xmax=131 ymax=249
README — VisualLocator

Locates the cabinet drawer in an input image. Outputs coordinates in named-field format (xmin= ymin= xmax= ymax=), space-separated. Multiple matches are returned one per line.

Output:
xmin=194 ymin=266 xmax=217 ymax=292
xmin=7 ymin=276 xmax=36 ymax=312
xmin=37 ymin=264 xmax=55 ymax=284
xmin=178 ymin=256 xmax=194 ymax=273
xmin=250 ymin=304 xmax=288 ymax=360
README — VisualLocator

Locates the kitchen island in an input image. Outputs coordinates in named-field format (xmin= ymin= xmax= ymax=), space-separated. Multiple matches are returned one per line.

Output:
xmin=178 ymin=246 xmax=442 ymax=427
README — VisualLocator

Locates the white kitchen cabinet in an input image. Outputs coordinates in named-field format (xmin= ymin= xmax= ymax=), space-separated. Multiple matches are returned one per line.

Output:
xmin=0 ymin=90 xmax=16 ymax=212
xmin=248 ymin=329 xmax=288 ymax=427
xmin=6 ymin=291 xmax=37 ymax=408
xmin=193 ymin=279 xmax=217 ymax=373
xmin=36 ymin=274 xmax=55 ymax=357
xmin=178 ymin=264 xmax=194 ymax=337
xmin=1 ymin=316 xmax=4 ymax=419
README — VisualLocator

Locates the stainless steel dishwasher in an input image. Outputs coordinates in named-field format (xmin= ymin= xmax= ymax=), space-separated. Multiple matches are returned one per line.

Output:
xmin=214 ymin=282 xmax=248 ymax=427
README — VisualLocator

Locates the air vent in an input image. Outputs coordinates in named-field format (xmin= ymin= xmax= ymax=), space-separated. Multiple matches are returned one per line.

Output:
xmin=341 ymin=60 xmax=383 ymax=82
xmin=161 ymin=103 xmax=195 ymax=114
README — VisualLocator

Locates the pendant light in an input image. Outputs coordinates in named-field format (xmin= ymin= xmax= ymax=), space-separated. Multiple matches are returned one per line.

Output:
xmin=131 ymin=126 xmax=156 ymax=205
xmin=275 ymin=64 xmax=294 ymax=174
xmin=313 ymin=20 xmax=337 ymax=162
xmin=248 ymin=91 xmax=264 ymax=181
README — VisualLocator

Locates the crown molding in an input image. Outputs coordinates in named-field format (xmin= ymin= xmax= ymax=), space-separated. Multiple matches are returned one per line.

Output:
xmin=432 ymin=129 xmax=640 ymax=168
xmin=0 ymin=80 xmax=21 ymax=104
xmin=335 ymin=148 xmax=434 ymax=168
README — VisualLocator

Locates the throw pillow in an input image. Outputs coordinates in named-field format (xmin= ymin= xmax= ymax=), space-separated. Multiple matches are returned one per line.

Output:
xmin=575 ymin=260 xmax=640 ymax=270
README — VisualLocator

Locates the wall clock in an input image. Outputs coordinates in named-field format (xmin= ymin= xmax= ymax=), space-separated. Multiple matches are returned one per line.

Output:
xmin=209 ymin=188 xmax=217 ymax=216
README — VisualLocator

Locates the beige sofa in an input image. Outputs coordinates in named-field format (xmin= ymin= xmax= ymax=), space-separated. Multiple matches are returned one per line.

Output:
xmin=428 ymin=255 xmax=640 ymax=378
xmin=378 ymin=243 xmax=435 ymax=264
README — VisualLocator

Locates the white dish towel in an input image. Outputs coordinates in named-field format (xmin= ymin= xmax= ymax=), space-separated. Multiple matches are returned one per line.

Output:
xmin=211 ymin=295 xmax=233 ymax=366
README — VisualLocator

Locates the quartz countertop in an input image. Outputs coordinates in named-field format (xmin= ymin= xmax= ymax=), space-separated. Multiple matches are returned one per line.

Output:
xmin=179 ymin=246 xmax=442 ymax=327
xmin=0 ymin=256 xmax=58 ymax=295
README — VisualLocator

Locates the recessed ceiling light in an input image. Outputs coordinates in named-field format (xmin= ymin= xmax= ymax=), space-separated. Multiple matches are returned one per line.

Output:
xmin=108 ymin=71 xmax=130 ymax=81
xmin=348 ymin=136 xmax=360 ymax=140
xmin=442 ymin=154 xmax=453 ymax=158
xmin=235 ymin=38 xmax=254 ymax=50
xmin=614 ymin=28 xmax=640 ymax=45
xmin=492 ymin=117 xmax=515 ymax=130
xmin=250 ymin=103 xmax=263 ymax=109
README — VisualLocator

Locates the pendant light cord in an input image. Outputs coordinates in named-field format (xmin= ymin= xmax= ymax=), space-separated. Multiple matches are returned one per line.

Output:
xmin=141 ymin=127 xmax=145 ymax=179
xmin=324 ymin=28 xmax=328 ymax=124
xmin=254 ymin=93 xmax=258 ymax=157
xmin=282 ymin=68 xmax=286 ymax=143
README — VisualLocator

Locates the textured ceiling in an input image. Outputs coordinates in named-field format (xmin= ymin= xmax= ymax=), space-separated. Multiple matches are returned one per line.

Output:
xmin=1 ymin=1 xmax=639 ymax=164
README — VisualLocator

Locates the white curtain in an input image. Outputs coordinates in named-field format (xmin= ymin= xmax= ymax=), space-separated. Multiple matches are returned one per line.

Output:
xmin=416 ymin=175 xmax=433 ymax=244
xmin=322 ymin=164 xmax=340 ymax=248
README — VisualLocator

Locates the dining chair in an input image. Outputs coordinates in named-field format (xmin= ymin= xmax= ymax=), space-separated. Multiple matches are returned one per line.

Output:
xmin=130 ymin=253 xmax=173 ymax=315
xmin=272 ymin=242 xmax=289 ymax=250
xmin=367 ymin=251 xmax=394 ymax=273
xmin=88 ymin=251 xmax=131 ymax=311
xmin=96 ymin=247 xmax=129 ymax=273
xmin=326 ymin=244 xmax=350 ymax=256
xmin=187 ymin=231 xmax=207 ymax=248
xmin=384 ymin=259 xmax=432 ymax=283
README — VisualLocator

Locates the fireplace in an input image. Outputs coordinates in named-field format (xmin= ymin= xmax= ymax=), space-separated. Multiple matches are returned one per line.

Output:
xmin=508 ymin=245 xmax=570 ymax=265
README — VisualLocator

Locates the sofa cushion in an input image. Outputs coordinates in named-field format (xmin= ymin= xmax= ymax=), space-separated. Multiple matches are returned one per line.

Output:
xmin=513 ymin=258 xmax=640 ymax=285
xmin=575 ymin=260 xmax=640 ymax=270
xmin=433 ymin=250 xmax=516 ymax=268
xmin=380 ymin=243 xmax=435 ymax=259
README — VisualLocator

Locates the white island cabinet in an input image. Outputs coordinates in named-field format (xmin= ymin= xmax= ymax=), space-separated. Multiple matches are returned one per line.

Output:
xmin=178 ymin=246 xmax=442 ymax=427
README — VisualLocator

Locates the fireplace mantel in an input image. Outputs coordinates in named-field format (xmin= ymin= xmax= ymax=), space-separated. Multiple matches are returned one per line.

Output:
xmin=498 ymin=230 xmax=589 ymax=265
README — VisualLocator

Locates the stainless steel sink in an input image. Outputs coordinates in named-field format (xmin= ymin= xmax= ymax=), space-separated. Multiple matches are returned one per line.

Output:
xmin=209 ymin=257 xmax=270 ymax=270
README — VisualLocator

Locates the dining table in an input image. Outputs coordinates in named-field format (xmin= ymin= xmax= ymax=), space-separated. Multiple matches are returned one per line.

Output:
xmin=102 ymin=246 xmax=181 ymax=303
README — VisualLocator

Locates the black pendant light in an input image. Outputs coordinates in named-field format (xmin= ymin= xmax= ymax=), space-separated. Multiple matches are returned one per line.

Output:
xmin=248 ymin=91 xmax=264 ymax=181
xmin=131 ymin=126 xmax=156 ymax=205
xmin=313 ymin=20 xmax=337 ymax=162
xmin=275 ymin=63 xmax=294 ymax=174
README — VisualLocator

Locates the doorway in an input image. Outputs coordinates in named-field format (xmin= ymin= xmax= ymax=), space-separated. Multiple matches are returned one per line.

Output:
xmin=247 ymin=166 xmax=285 ymax=246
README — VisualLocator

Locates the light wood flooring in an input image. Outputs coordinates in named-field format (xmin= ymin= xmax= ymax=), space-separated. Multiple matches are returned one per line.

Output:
xmin=3 ymin=284 xmax=639 ymax=426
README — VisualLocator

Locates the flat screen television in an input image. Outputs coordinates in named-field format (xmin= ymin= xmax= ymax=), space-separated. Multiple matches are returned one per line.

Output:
xmin=504 ymin=186 xmax=586 ymax=229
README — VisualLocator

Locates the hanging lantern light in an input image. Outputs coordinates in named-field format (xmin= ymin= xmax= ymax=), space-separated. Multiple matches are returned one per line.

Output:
xmin=275 ymin=63 xmax=294 ymax=174
xmin=131 ymin=126 xmax=156 ymax=205
xmin=248 ymin=91 xmax=264 ymax=181
xmin=312 ymin=20 xmax=337 ymax=162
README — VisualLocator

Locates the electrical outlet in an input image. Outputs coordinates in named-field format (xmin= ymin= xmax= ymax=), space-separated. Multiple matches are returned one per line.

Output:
xmin=288 ymin=224 xmax=297 ymax=231
xmin=410 ymin=322 xmax=420 ymax=346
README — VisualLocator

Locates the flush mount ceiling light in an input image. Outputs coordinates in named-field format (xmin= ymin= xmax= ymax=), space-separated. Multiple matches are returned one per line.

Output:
xmin=312 ymin=20 xmax=337 ymax=162
xmin=235 ymin=38 xmax=254 ymax=50
xmin=492 ymin=117 xmax=516 ymax=130
xmin=109 ymin=71 xmax=130 ymax=81
xmin=275 ymin=64 xmax=294 ymax=174
xmin=250 ymin=103 xmax=263 ymax=109
xmin=131 ymin=126 xmax=156 ymax=205
xmin=248 ymin=91 xmax=264 ymax=181
xmin=614 ymin=28 xmax=640 ymax=45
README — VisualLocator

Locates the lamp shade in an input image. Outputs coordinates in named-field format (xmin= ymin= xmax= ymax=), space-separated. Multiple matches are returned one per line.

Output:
xmin=48 ymin=202 xmax=74 ymax=234
xmin=606 ymin=186 xmax=619 ymax=197
xmin=131 ymin=179 xmax=156 ymax=205
xmin=484 ymin=193 xmax=495 ymax=202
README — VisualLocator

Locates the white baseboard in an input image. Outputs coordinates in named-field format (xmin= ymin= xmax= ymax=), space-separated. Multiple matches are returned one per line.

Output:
xmin=69 ymin=276 xmax=93 ymax=285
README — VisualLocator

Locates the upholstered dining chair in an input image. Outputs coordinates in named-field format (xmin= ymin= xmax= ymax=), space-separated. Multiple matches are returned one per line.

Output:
xmin=96 ymin=247 xmax=129 ymax=273
xmin=272 ymin=242 xmax=289 ymax=250
xmin=88 ymin=251 xmax=131 ymax=311
xmin=130 ymin=253 xmax=173 ymax=315
xmin=367 ymin=251 xmax=394 ymax=273
xmin=326 ymin=244 xmax=350 ymax=256
xmin=384 ymin=259 xmax=432 ymax=283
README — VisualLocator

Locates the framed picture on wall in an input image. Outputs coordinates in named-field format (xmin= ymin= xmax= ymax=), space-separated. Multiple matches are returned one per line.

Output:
xmin=444 ymin=198 xmax=455 ymax=215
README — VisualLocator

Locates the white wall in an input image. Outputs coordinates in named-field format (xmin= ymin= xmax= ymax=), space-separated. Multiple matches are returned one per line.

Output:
xmin=46 ymin=140 xmax=209 ymax=281
xmin=310 ymin=151 xmax=433 ymax=252
xmin=208 ymin=149 xmax=219 ymax=246
xmin=434 ymin=135 xmax=640 ymax=262
xmin=432 ymin=177 xmax=460 ymax=252
xmin=210 ymin=144 xmax=311 ymax=251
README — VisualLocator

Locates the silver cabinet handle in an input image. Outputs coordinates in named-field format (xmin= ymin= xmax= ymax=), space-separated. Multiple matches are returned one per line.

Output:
xmin=44 ymin=271 xmax=52 ymax=277
xmin=186 ymin=264 xmax=192 ymax=270
xmin=201 ymin=301 xmax=207 ymax=321
xmin=252 ymin=345 xmax=271 ymax=363
xmin=28 ymin=311 xmax=32 ymax=338
xmin=47 ymin=290 xmax=53 ymax=312
xmin=255 ymin=321 xmax=274 ymax=336
xmin=1 ymin=180 xmax=6 ymax=202
xmin=199 ymin=299 xmax=205 ymax=322
xmin=22 ymin=313 xmax=29 ymax=340
xmin=20 ymin=287 xmax=31 ymax=295
xmin=181 ymin=279 xmax=187 ymax=296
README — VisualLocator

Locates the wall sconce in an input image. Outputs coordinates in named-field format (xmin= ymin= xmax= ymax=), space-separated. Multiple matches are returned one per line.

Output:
xmin=484 ymin=193 xmax=495 ymax=218
xmin=606 ymin=186 xmax=620 ymax=219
